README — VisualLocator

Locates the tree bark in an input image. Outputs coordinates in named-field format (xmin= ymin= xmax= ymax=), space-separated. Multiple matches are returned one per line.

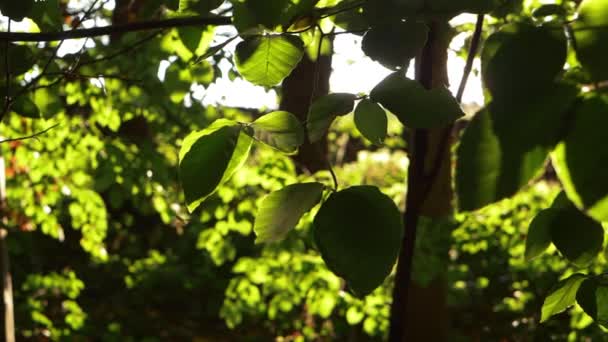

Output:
xmin=280 ymin=40 xmax=334 ymax=174
xmin=389 ymin=21 xmax=453 ymax=342
xmin=0 ymin=153 xmax=15 ymax=342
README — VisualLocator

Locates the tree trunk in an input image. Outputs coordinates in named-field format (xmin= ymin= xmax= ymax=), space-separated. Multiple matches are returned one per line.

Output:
xmin=389 ymin=21 xmax=453 ymax=342
xmin=280 ymin=40 xmax=333 ymax=173
xmin=0 ymin=153 xmax=15 ymax=342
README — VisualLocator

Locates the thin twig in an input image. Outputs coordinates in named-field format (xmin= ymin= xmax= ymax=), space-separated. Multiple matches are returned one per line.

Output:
xmin=456 ymin=14 xmax=484 ymax=103
xmin=0 ymin=124 xmax=60 ymax=144
xmin=80 ymin=30 xmax=163 ymax=66
xmin=1 ymin=20 xmax=11 ymax=121
xmin=0 ymin=16 xmax=232 ymax=42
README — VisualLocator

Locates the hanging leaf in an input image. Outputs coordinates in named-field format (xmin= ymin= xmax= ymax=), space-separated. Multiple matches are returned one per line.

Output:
xmin=354 ymin=99 xmax=387 ymax=145
xmin=541 ymin=273 xmax=587 ymax=322
xmin=552 ymin=94 xmax=608 ymax=222
xmin=249 ymin=111 xmax=304 ymax=154
xmin=550 ymin=206 xmax=604 ymax=268
xmin=0 ymin=0 xmax=34 ymax=21
xmin=577 ymin=277 xmax=608 ymax=326
xmin=481 ymin=22 xmax=567 ymax=101
xmin=370 ymin=72 xmax=464 ymax=129
xmin=0 ymin=44 xmax=35 ymax=77
xmin=525 ymin=208 xmax=558 ymax=261
xmin=362 ymin=21 xmax=428 ymax=70
xmin=235 ymin=35 xmax=305 ymax=87
xmin=573 ymin=0 xmax=608 ymax=81
xmin=456 ymin=83 xmax=578 ymax=211
xmin=179 ymin=120 xmax=252 ymax=212
xmin=254 ymin=182 xmax=325 ymax=243
xmin=177 ymin=27 xmax=205 ymax=53
xmin=307 ymin=93 xmax=356 ymax=142
xmin=11 ymin=96 xmax=41 ymax=119
xmin=313 ymin=186 xmax=403 ymax=296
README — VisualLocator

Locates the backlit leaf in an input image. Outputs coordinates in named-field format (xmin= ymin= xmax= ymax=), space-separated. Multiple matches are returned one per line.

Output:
xmin=179 ymin=120 xmax=252 ymax=212
xmin=541 ymin=273 xmax=587 ymax=322
xmin=573 ymin=0 xmax=608 ymax=81
xmin=552 ymin=94 xmax=608 ymax=222
xmin=249 ymin=111 xmax=304 ymax=154
xmin=254 ymin=182 xmax=324 ymax=243
xmin=235 ymin=35 xmax=305 ymax=87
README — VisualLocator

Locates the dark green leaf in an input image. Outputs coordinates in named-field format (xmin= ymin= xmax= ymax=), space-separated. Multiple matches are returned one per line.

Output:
xmin=179 ymin=120 xmax=252 ymax=212
xmin=11 ymin=96 xmax=40 ymax=119
xmin=525 ymin=209 xmax=558 ymax=261
xmin=456 ymin=83 xmax=578 ymax=211
xmin=482 ymin=23 xmax=567 ymax=101
xmin=232 ymin=0 xmax=292 ymax=31
xmin=577 ymin=277 xmax=608 ymax=326
xmin=177 ymin=27 xmax=204 ymax=53
xmin=362 ymin=21 xmax=428 ymax=70
xmin=550 ymin=206 xmax=604 ymax=268
xmin=573 ymin=0 xmax=608 ymax=81
xmin=370 ymin=72 xmax=464 ymax=129
xmin=552 ymin=94 xmax=608 ymax=222
xmin=0 ymin=0 xmax=34 ymax=21
xmin=234 ymin=35 xmax=305 ymax=87
xmin=254 ymin=182 xmax=324 ymax=243
xmin=532 ymin=4 xmax=567 ymax=18
xmin=249 ymin=111 xmax=304 ymax=154
xmin=307 ymin=93 xmax=356 ymax=142
xmin=0 ymin=44 xmax=35 ymax=77
xmin=541 ymin=273 xmax=587 ymax=322
xmin=30 ymin=0 xmax=62 ymax=31
xmin=354 ymin=99 xmax=387 ymax=145
xmin=313 ymin=186 xmax=403 ymax=296
xmin=179 ymin=0 xmax=224 ymax=14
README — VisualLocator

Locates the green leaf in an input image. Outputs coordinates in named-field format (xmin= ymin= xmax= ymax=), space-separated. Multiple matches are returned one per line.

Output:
xmin=532 ymin=4 xmax=566 ymax=18
xmin=370 ymin=72 xmax=464 ymax=129
xmin=307 ymin=93 xmax=356 ymax=142
xmin=456 ymin=83 xmax=578 ymax=211
xmin=179 ymin=0 xmax=224 ymax=14
xmin=573 ymin=0 xmax=608 ymax=81
xmin=313 ymin=186 xmax=403 ymax=296
xmin=362 ymin=21 xmax=428 ymax=70
xmin=0 ymin=44 xmax=35 ymax=77
xmin=177 ymin=27 xmax=204 ymax=53
xmin=234 ymin=35 xmax=305 ymax=87
xmin=552 ymin=94 xmax=608 ymax=222
xmin=0 ymin=0 xmax=34 ymax=21
xmin=249 ymin=111 xmax=304 ymax=154
xmin=481 ymin=23 xmax=567 ymax=101
xmin=179 ymin=120 xmax=253 ymax=212
xmin=541 ymin=273 xmax=587 ymax=322
xmin=11 ymin=95 xmax=40 ymax=119
xmin=577 ymin=277 xmax=608 ymax=326
xmin=525 ymin=209 xmax=558 ymax=261
xmin=232 ymin=0 xmax=292 ymax=31
xmin=30 ymin=0 xmax=62 ymax=31
xmin=354 ymin=99 xmax=387 ymax=145
xmin=254 ymin=182 xmax=324 ymax=243
xmin=550 ymin=207 xmax=604 ymax=268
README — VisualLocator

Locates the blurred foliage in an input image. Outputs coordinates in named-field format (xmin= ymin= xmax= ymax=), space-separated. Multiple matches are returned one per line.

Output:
xmin=1 ymin=0 xmax=607 ymax=340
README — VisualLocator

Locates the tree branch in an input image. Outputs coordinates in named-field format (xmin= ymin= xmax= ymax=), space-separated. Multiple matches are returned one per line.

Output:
xmin=0 ymin=16 xmax=232 ymax=42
